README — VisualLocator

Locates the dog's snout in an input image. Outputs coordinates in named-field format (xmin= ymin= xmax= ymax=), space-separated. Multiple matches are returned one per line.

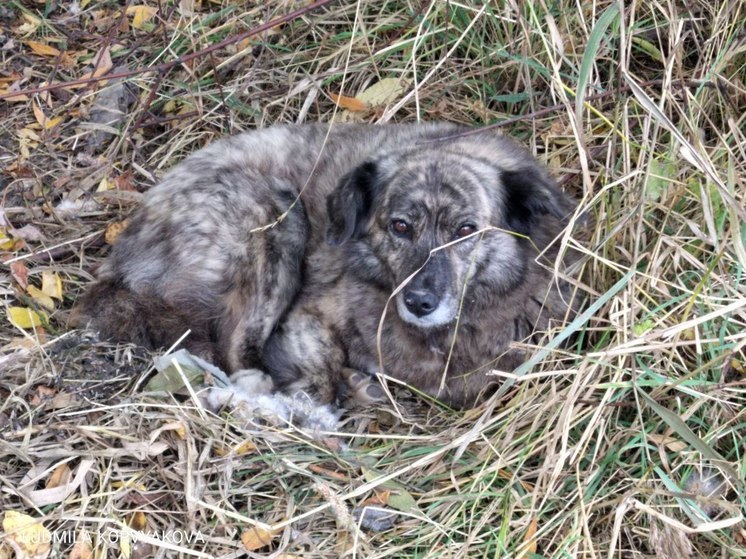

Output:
xmin=404 ymin=289 xmax=440 ymax=317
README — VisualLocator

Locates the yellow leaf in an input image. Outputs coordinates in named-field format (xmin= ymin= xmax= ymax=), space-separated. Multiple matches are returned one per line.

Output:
xmin=126 ymin=5 xmax=158 ymax=29
xmin=128 ymin=511 xmax=146 ymax=531
xmin=328 ymin=92 xmax=369 ymax=112
xmin=2 ymin=511 xmax=52 ymax=557
xmin=357 ymin=77 xmax=406 ymax=107
xmin=27 ymin=285 xmax=55 ymax=311
xmin=46 ymin=463 xmax=72 ymax=489
xmin=97 ymin=177 xmax=115 ymax=192
xmin=234 ymin=440 xmax=257 ymax=454
xmin=105 ymin=219 xmax=130 ymax=245
xmin=0 ymin=229 xmax=15 ymax=250
xmin=41 ymin=271 xmax=63 ymax=300
xmin=7 ymin=306 xmax=46 ymax=329
xmin=241 ymin=526 xmax=276 ymax=551
xmin=26 ymin=41 xmax=61 ymax=57
xmin=43 ymin=116 xmax=63 ymax=130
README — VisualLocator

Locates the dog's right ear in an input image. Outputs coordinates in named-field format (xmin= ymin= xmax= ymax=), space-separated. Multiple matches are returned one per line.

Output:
xmin=327 ymin=161 xmax=380 ymax=245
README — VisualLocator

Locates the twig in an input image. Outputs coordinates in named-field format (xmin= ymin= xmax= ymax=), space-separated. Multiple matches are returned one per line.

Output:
xmin=0 ymin=0 xmax=339 ymax=100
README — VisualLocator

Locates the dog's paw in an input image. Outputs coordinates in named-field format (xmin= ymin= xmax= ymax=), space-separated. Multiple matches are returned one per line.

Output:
xmin=202 ymin=368 xmax=274 ymax=412
xmin=344 ymin=369 xmax=386 ymax=404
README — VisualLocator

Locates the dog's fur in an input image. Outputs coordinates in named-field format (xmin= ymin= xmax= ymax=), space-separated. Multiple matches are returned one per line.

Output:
xmin=73 ymin=123 xmax=581 ymax=408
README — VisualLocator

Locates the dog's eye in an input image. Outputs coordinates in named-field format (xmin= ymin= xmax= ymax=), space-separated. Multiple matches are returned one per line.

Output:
xmin=390 ymin=219 xmax=411 ymax=237
xmin=454 ymin=224 xmax=477 ymax=239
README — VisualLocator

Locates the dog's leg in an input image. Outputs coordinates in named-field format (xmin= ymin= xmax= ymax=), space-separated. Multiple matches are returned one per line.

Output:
xmin=214 ymin=187 xmax=309 ymax=371
xmin=70 ymin=280 xmax=217 ymax=361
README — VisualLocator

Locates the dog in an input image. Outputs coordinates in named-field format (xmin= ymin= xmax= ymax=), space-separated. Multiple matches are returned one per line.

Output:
xmin=72 ymin=123 xmax=581 ymax=408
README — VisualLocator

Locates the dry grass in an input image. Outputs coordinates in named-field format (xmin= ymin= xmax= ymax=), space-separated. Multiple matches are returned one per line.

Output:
xmin=1 ymin=1 xmax=745 ymax=557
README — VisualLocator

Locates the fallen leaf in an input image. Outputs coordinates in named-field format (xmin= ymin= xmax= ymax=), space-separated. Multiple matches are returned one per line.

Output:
xmin=30 ymin=385 xmax=57 ymax=406
xmin=97 ymin=177 xmax=115 ymax=192
xmin=69 ymin=538 xmax=93 ymax=559
xmin=128 ymin=511 xmax=146 ymax=530
xmin=214 ymin=439 xmax=258 ymax=457
xmin=0 ymin=229 xmax=16 ymax=250
xmin=10 ymin=261 xmax=29 ymax=289
xmin=241 ymin=526 xmax=277 ymax=551
xmin=126 ymin=5 xmax=158 ymax=29
xmin=26 ymin=41 xmax=61 ymax=57
xmin=114 ymin=171 xmax=137 ymax=191
xmin=15 ymin=13 xmax=41 ymax=36
xmin=7 ymin=306 xmax=46 ymax=329
xmin=2 ymin=511 xmax=52 ymax=557
xmin=41 ymin=271 xmax=63 ymax=300
xmin=105 ymin=219 xmax=130 ymax=245
xmin=32 ymin=101 xmax=50 ymax=128
xmin=46 ymin=463 xmax=72 ymax=489
xmin=27 ymin=285 xmax=55 ymax=311
xmin=356 ymin=77 xmax=405 ymax=107
xmin=362 ymin=469 xmax=418 ymax=512
xmin=329 ymin=92 xmax=369 ymax=112
xmin=518 ymin=516 xmax=538 ymax=558
xmin=76 ymin=47 xmax=113 ymax=85
xmin=43 ymin=116 xmax=64 ymax=130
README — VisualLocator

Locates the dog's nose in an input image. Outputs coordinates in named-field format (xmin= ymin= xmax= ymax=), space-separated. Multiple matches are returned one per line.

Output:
xmin=403 ymin=290 xmax=439 ymax=317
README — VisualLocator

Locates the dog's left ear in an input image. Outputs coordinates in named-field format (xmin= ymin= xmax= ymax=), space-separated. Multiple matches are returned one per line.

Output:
xmin=327 ymin=161 xmax=380 ymax=245
xmin=501 ymin=165 xmax=575 ymax=235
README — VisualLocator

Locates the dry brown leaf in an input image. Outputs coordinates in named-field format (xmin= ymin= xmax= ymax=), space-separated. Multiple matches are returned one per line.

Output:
xmin=128 ymin=511 xmax=147 ymax=531
xmin=329 ymin=92 xmax=369 ymax=112
xmin=519 ymin=516 xmax=538 ymax=558
xmin=26 ymin=41 xmax=61 ymax=57
xmin=308 ymin=464 xmax=349 ymax=482
xmin=241 ymin=526 xmax=277 ymax=551
xmin=105 ymin=219 xmax=130 ymax=245
xmin=77 ymin=47 xmax=113 ymax=84
xmin=32 ymin=101 xmax=49 ymax=127
xmin=647 ymin=434 xmax=687 ymax=452
xmin=46 ymin=463 xmax=72 ymax=489
xmin=114 ymin=171 xmax=137 ymax=191
xmin=30 ymin=385 xmax=57 ymax=406
xmin=68 ymin=538 xmax=93 ymax=559
xmin=10 ymin=261 xmax=29 ymax=289
xmin=2 ymin=511 xmax=52 ymax=557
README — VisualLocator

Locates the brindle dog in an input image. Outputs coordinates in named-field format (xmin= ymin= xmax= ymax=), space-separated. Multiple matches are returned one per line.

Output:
xmin=73 ymin=123 xmax=581 ymax=408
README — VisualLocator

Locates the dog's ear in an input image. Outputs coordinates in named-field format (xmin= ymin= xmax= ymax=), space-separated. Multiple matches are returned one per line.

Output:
xmin=327 ymin=161 xmax=380 ymax=245
xmin=501 ymin=165 xmax=575 ymax=235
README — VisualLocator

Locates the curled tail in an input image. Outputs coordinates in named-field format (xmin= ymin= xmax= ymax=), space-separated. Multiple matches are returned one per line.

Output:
xmin=70 ymin=280 xmax=218 ymax=363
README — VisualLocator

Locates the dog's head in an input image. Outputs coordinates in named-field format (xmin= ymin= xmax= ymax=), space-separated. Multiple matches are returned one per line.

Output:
xmin=327 ymin=136 xmax=575 ymax=330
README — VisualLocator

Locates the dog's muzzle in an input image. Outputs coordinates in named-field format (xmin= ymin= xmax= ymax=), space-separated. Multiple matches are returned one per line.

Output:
xmin=396 ymin=290 xmax=456 ymax=328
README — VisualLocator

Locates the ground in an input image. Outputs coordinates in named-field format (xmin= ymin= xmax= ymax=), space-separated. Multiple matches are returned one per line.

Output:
xmin=0 ymin=1 xmax=745 ymax=558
